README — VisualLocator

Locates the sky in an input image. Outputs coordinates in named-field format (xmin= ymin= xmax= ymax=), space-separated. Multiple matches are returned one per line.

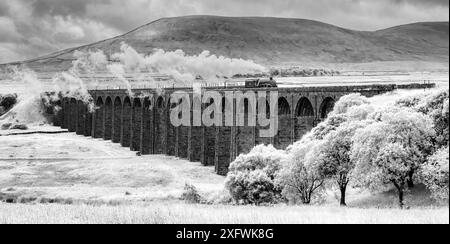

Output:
xmin=0 ymin=0 xmax=448 ymax=63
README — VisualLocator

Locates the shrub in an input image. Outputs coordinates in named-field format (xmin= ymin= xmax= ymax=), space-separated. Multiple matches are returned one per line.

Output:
xmin=421 ymin=147 xmax=449 ymax=201
xmin=269 ymin=67 xmax=340 ymax=77
xmin=181 ymin=184 xmax=204 ymax=204
xmin=0 ymin=94 xmax=18 ymax=111
xmin=10 ymin=124 xmax=28 ymax=130
xmin=1 ymin=123 xmax=12 ymax=130
xmin=225 ymin=145 xmax=286 ymax=205
xmin=395 ymin=95 xmax=424 ymax=108
xmin=204 ymin=190 xmax=233 ymax=205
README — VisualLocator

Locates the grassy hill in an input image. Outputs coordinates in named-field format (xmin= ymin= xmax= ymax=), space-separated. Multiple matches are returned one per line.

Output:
xmin=2 ymin=16 xmax=449 ymax=72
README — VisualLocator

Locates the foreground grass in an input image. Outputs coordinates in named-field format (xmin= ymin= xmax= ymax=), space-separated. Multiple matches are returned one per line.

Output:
xmin=1 ymin=132 xmax=448 ymax=224
xmin=0 ymin=203 xmax=448 ymax=224
xmin=0 ymin=133 xmax=225 ymax=202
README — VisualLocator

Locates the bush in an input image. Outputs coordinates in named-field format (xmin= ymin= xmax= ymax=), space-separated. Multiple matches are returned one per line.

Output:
xmin=10 ymin=123 xmax=28 ymax=130
xmin=269 ymin=67 xmax=340 ymax=77
xmin=395 ymin=97 xmax=421 ymax=108
xmin=0 ymin=94 xmax=18 ymax=111
xmin=1 ymin=123 xmax=12 ymax=130
xmin=421 ymin=147 xmax=449 ymax=201
xmin=181 ymin=184 xmax=204 ymax=204
xmin=204 ymin=190 xmax=233 ymax=205
xmin=225 ymin=145 xmax=286 ymax=205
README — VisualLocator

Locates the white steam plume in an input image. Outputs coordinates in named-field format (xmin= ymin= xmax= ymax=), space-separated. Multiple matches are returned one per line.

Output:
xmin=106 ymin=63 xmax=134 ymax=96
xmin=112 ymin=42 xmax=267 ymax=84
xmin=1 ymin=43 xmax=268 ymax=126
xmin=0 ymin=68 xmax=47 ymax=125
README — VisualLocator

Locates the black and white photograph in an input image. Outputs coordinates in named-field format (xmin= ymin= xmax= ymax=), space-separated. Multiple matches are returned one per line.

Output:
xmin=0 ymin=0 xmax=448 ymax=228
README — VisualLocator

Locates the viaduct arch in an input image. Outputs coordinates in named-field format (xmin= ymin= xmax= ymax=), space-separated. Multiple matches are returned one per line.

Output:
xmin=141 ymin=98 xmax=153 ymax=155
xmin=319 ymin=97 xmax=335 ymax=119
xmin=93 ymin=97 xmax=104 ymax=138
xmin=121 ymin=97 xmax=132 ymax=147
xmin=153 ymin=96 xmax=166 ymax=154
xmin=104 ymin=97 xmax=113 ymax=140
xmin=58 ymin=83 xmax=420 ymax=176
xmin=294 ymin=97 xmax=315 ymax=141
xmin=131 ymin=98 xmax=143 ymax=151
xmin=275 ymin=97 xmax=291 ymax=149
xmin=76 ymin=100 xmax=86 ymax=135
xmin=113 ymin=97 xmax=122 ymax=143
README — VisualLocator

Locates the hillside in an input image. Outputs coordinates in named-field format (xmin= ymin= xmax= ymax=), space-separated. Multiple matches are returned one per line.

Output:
xmin=2 ymin=16 xmax=449 ymax=72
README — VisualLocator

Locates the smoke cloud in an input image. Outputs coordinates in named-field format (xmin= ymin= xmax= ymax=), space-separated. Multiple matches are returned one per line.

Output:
xmin=111 ymin=42 xmax=267 ymax=84
xmin=1 ymin=43 xmax=267 ymax=126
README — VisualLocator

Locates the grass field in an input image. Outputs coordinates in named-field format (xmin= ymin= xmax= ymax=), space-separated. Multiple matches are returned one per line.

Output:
xmin=0 ymin=130 xmax=448 ymax=224
xmin=0 ymin=132 xmax=224 ymax=203
xmin=0 ymin=203 xmax=448 ymax=224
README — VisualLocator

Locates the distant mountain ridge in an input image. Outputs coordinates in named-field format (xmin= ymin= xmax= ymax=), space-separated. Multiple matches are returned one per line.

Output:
xmin=2 ymin=16 xmax=449 ymax=72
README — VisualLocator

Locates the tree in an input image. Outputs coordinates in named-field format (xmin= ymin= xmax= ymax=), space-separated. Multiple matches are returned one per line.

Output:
xmin=396 ymin=89 xmax=449 ymax=148
xmin=307 ymin=114 xmax=348 ymax=140
xmin=417 ymin=90 xmax=449 ymax=148
xmin=352 ymin=110 xmax=435 ymax=208
xmin=306 ymin=93 xmax=373 ymax=141
xmin=225 ymin=145 xmax=286 ymax=205
xmin=331 ymin=93 xmax=370 ymax=115
xmin=421 ymin=146 xmax=449 ymax=201
xmin=276 ymin=140 xmax=325 ymax=204
xmin=317 ymin=121 xmax=367 ymax=206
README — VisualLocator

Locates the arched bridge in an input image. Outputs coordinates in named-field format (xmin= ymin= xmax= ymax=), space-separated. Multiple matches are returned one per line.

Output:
xmin=55 ymin=83 xmax=433 ymax=175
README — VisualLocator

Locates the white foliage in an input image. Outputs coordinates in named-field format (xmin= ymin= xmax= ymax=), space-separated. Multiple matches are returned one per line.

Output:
xmin=225 ymin=144 xmax=286 ymax=204
xmin=278 ymin=139 xmax=325 ymax=204
xmin=352 ymin=109 xmax=435 ymax=188
xmin=421 ymin=147 xmax=449 ymax=200
xmin=331 ymin=93 xmax=371 ymax=115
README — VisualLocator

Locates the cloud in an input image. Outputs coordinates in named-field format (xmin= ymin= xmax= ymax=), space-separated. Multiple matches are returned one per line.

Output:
xmin=52 ymin=16 xmax=86 ymax=41
xmin=0 ymin=0 xmax=448 ymax=64
xmin=31 ymin=0 xmax=91 ymax=17
xmin=0 ymin=0 xmax=120 ymax=63
xmin=0 ymin=17 xmax=21 ymax=42
xmin=393 ymin=0 xmax=449 ymax=7
xmin=0 ymin=44 xmax=22 ymax=63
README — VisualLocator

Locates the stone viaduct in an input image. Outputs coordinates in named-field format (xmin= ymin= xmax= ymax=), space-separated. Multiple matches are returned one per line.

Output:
xmin=54 ymin=83 xmax=428 ymax=175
